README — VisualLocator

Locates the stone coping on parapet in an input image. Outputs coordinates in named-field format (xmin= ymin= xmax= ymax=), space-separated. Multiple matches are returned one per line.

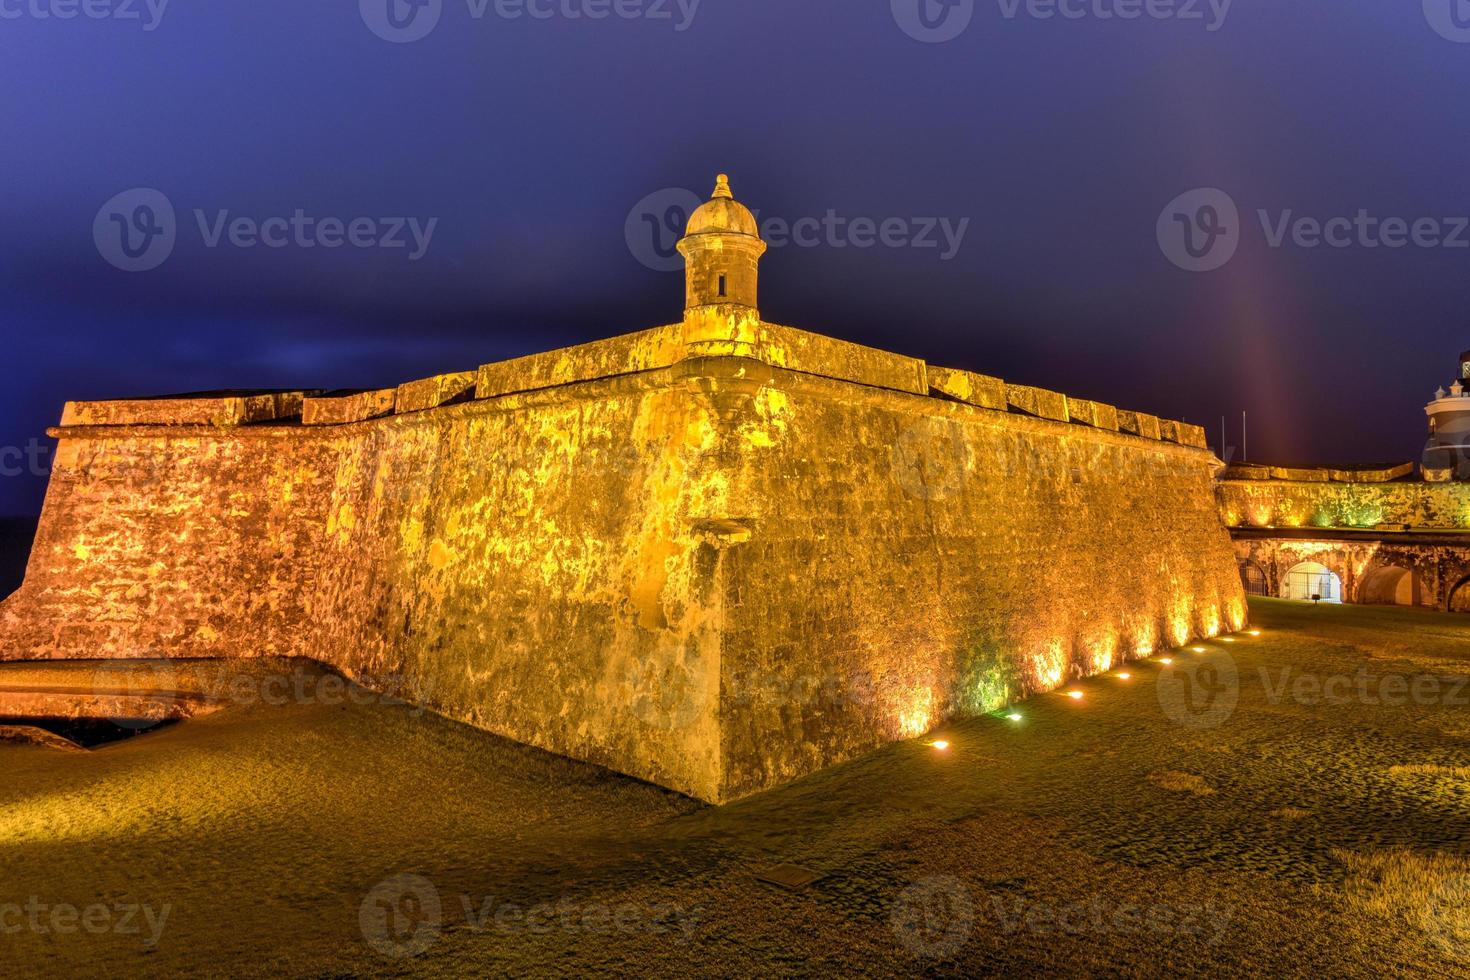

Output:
xmin=59 ymin=391 xmax=310 ymax=428
xmin=48 ymin=354 xmax=1223 ymax=467
xmin=51 ymin=324 xmax=1210 ymax=455
xmin=1221 ymin=463 xmax=1419 ymax=484
xmin=1229 ymin=525 xmax=1470 ymax=544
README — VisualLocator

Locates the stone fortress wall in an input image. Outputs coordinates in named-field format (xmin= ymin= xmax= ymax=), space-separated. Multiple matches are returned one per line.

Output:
xmin=0 ymin=176 xmax=1244 ymax=802
xmin=0 ymin=319 xmax=1243 ymax=802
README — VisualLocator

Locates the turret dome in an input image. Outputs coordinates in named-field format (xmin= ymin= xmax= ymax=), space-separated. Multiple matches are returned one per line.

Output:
xmin=684 ymin=174 xmax=761 ymax=239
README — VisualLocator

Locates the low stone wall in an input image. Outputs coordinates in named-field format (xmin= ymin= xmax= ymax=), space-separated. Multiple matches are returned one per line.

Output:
xmin=1217 ymin=473 xmax=1470 ymax=531
xmin=0 ymin=323 xmax=1242 ymax=802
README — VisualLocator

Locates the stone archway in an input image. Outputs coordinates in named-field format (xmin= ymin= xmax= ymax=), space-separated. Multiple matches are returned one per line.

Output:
xmin=1450 ymin=576 xmax=1470 ymax=614
xmin=1282 ymin=561 xmax=1343 ymax=603
xmin=1358 ymin=564 xmax=1428 ymax=607
xmin=1239 ymin=560 xmax=1270 ymax=597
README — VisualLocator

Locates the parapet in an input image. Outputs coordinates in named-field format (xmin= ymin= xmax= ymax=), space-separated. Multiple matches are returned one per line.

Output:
xmin=50 ymin=322 xmax=1213 ymax=455
xmin=60 ymin=391 xmax=309 ymax=428
xmin=1221 ymin=463 xmax=1417 ymax=484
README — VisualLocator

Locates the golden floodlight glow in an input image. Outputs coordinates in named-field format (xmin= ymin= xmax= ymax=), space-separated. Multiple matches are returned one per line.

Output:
xmin=1192 ymin=646 xmax=1206 ymax=653
xmin=1067 ymin=690 xmax=1084 ymax=700
xmin=1248 ymin=630 xmax=1262 ymax=637
xmin=1159 ymin=657 xmax=1174 ymax=666
xmin=1221 ymin=637 xmax=1236 ymax=643
xmin=930 ymin=740 xmax=950 ymax=751
xmin=1117 ymin=672 xmax=1132 ymax=680
xmin=1007 ymin=713 xmax=1023 ymax=722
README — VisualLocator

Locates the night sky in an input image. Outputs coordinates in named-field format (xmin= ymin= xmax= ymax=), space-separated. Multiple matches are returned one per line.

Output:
xmin=3 ymin=1 xmax=1467 ymax=515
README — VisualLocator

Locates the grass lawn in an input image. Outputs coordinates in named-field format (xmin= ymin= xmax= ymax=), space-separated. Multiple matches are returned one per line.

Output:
xmin=2 ymin=597 xmax=1469 ymax=977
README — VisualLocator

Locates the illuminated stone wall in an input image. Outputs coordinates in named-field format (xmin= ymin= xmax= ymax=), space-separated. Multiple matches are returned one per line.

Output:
xmin=1217 ymin=473 xmax=1470 ymax=531
xmin=0 ymin=325 xmax=1242 ymax=802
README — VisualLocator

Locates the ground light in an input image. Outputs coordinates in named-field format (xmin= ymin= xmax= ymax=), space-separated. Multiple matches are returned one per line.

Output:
xmin=1221 ymin=637 xmax=1237 ymax=643
xmin=1159 ymin=657 xmax=1174 ymax=665
xmin=1192 ymin=646 xmax=1206 ymax=653
xmin=1006 ymin=713 xmax=1023 ymax=722
xmin=1067 ymin=690 xmax=1084 ymax=700
xmin=1248 ymin=630 xmax=1262 ymax=637
xmin=929 ymin=740 xmax=950 ymax=751
xmin=1117 ymin=672 xmax=1132 ymax=680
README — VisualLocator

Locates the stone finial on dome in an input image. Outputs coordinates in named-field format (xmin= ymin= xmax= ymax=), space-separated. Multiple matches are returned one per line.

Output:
xmin=712 ymin=173 xmax=733 ymax=200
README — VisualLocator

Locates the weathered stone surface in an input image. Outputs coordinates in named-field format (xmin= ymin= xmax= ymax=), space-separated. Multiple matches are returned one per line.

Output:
xmin=395 ymin=372 xmax=477 ymax=414
xmin=475 ymin=325 xmax=684 ymax=399
xmin=1232 ymin=528 xmax=1470 ymax=611
xmin=1175 ymin=422 xmax=1208 ymax=449
xmin=2 ymin=343 xmax=1242 ymax=803
xmin=761 ymin=323 xmax=928 ymax=394
xmin=1221 ymin=463 xmax=1416 ymax=484
xmin=1217 ymin=476 xmax=1470 ymax=530
xmin=1117 ymin=410 xmax=1162 ymax=441
xmin=1067 ymin=398 xmax=1120 ymax=431
xmin=302 ymin=389 xmax=397 ymax=426
xmin=1006 ymin=383 xmax=1069 ymax=422
xmin=60 ymin=392 xmax=305 ymax=428
xmin=929 ymin=366 xmax=1007 ymax=411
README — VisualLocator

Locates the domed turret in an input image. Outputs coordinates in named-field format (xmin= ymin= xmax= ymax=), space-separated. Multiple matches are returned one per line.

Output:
xmin=1424 ymin=347 xmax=1470 ymax=480
xmin=676 ymin=174 xmax=767 ymax=312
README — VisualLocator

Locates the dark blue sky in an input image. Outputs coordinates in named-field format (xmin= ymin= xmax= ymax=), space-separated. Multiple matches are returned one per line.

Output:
xmin=2 ymin=1 xmax=1467 ymax=513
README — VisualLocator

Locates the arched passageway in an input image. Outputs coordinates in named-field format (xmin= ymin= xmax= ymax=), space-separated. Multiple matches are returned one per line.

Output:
xmin=1358 ymin=565 xmax=1427 ymax=607
xmin=1450 ymin=577 xmax=1470 ymax=614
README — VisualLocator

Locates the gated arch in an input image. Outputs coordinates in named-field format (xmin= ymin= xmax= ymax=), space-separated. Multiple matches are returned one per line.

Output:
xmin=1282 ymin=561 xmax=1343 ymax=603
xmin=1239 ymin=560 xmax=1270 ymax=597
